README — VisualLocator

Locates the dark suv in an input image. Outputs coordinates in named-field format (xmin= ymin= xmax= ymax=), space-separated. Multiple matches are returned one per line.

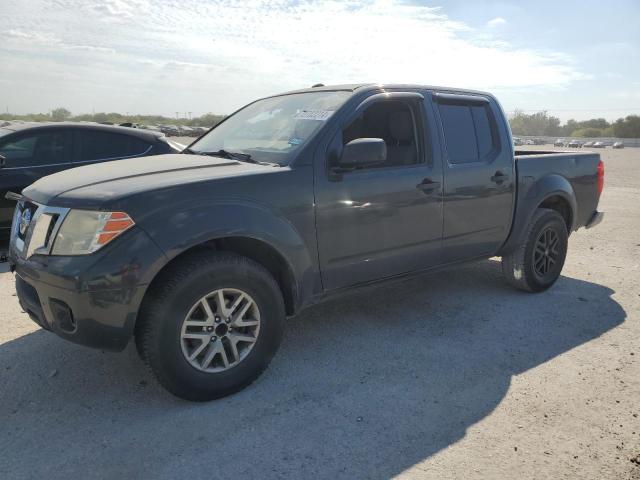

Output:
xmin=0 ymin=122 xmax=182 ymax=244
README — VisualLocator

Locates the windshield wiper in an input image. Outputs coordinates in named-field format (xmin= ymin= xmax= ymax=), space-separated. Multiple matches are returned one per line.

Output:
xmin=208 ymin=149 xmax=253 ymax=162
xmin=195 ymin=149 xmax=279 ymax=167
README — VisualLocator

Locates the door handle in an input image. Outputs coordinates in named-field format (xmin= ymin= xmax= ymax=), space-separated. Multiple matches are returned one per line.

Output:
xmin=417 ymin=179 xmax=441 ymax=193
xmin=491 ymin=171 xmax=509 ymax=184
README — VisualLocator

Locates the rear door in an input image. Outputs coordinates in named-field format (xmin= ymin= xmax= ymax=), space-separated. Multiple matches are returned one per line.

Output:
xmin=433 ymin=93 xmax=515 ymax=261
xmin=0 ymin=129 xmax=73 ymax=241
xmin=73 ymin=130 xmax=153 ymax=165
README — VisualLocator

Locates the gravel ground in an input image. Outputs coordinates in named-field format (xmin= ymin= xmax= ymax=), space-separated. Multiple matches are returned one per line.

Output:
xmin=0 ymin=146 xmax=638 ymax=479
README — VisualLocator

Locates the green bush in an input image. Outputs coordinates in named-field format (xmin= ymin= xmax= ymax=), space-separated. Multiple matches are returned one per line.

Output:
xmin=570 ymin=128 xmax=603 ymax=138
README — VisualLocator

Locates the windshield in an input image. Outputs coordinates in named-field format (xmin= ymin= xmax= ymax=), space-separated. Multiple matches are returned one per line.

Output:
xmin=188 ymin=91 xmax=351 ymax=165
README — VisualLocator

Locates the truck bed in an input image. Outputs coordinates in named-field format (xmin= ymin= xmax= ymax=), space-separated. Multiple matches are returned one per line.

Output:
xmin=513 ymin=149 xmax=601 ymax=232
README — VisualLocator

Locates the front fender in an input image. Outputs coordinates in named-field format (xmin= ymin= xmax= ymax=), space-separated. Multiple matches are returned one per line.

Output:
xmin=138 ymin=199 xmax=316 ymax=306
xmin=499 ymin=174 xmax=577 ymax=255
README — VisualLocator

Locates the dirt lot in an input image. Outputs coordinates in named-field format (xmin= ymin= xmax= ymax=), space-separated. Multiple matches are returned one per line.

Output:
xmin=0 ymin=146 xmax=638 ymax=479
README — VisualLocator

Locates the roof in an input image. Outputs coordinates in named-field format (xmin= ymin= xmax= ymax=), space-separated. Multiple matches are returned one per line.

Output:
xmin=0 ymin=121 xmax=165 ymax=141
xmin=276 ymin=83 xmax=493 ymax=98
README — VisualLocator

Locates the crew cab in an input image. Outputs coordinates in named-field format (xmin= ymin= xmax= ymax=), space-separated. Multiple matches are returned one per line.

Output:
xmin=8 ymin=84 xmax=605 ymax=401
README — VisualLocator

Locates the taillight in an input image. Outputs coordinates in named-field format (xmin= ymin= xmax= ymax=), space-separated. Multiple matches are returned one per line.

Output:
xmin=597 ymin=160 xmax=604 ymax=195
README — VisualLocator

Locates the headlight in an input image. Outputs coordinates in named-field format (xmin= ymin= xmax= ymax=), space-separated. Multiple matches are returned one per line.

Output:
xmin=52 ymin=210 xmax=135 ymax=255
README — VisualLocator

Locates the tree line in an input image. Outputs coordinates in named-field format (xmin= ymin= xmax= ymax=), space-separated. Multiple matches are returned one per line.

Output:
xmin=3 ymin=106 xmax=640 ymax=138
xmin=0 ymin=107 xmax=226 ymax=128
xmin=508 ymin=110 xmax=640 ymax=138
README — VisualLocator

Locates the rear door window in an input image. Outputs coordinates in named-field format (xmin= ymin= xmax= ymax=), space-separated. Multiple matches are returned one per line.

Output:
xmin=471 ymin=105 xmax=495 ymax=158
xmin=76 ymin=130 xmax=151 ymax=162
xmin=438 ymin=104 xmax=478 ymax=164
xmin=0 ymin=131 xmax=72 ymax=168
xmin=438 ymin=101 xmax=498 ymax=164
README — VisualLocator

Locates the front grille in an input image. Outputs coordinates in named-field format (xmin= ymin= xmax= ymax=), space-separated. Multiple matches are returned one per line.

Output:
xmin=10 ymin=201 xmax=70 ymax=259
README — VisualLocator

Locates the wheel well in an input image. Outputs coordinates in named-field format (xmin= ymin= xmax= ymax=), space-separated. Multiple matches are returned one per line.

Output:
xmin=538 ymin=195 xmax=572 ymax=232
xmin=148 ymin=237 xmax=298 ymax=315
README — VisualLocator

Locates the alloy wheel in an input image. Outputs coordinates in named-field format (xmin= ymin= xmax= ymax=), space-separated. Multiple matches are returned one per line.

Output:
xmin=533 ymin=227 xmax=560 ymax=279
xmin=180 ymin=288 xmax=260 ymax=373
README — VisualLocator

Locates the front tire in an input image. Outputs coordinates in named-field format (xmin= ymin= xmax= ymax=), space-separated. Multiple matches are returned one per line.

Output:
xmin=501 ymin=208 xmax=568 ymax=292
xmin=135 ymin=251 xmax=285 ymax=401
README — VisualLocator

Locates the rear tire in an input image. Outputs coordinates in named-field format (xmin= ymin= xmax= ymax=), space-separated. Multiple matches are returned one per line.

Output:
xmin=135 ymin=251 xmax=285 ymax=401
xmin=501 ymin=208 xmax=568 ymax=292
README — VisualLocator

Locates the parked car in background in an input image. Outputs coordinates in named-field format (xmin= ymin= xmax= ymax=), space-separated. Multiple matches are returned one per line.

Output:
xmin=513 ymin=137 xmax=523 ymax=146
xmin=613 ymin=142 xmax=624 ymax=149
xmin=554 ymin=139 xmax=565 ymax=147
xmin=533 ymin=138 xmax=546 ymax=145
xmin=178 ymin=126 xmax=195 ymax=136
xmin=592 ymin=142 xmax=606 ymax=148
xmin=0 ymin=122 xmax=181 ymax=245
xmin=159 ymin=125 xmax=180 ymax=136
xmin=193 ymin=126 xmax=210 ymax=136
xmin=182 ymin=126 xmax=208 ymax=137
xmin=567 ymin=140 xmax=582 ymax=148
xmin=583 ymin=141 xmax=594 ymax=147
xmin=7 ymin=84 xmax=605 ymax=401
xmin=142 ymin=125 xmax=162 ymax=133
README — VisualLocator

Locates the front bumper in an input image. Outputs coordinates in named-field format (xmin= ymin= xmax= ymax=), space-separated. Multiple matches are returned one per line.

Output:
xmin=585 ymin=210 xmax=604 ymax=229
xmin=10 ymin=227 xmax=166 ymax=352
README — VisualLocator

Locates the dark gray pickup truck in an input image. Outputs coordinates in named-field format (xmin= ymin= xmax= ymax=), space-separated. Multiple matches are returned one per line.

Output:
xmin=8 ymin=84 xmax=604 ymax=401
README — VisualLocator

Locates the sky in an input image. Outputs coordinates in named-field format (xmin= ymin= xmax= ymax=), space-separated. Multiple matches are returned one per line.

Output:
xmin=1 ymin=0 xmax=638 ymax=122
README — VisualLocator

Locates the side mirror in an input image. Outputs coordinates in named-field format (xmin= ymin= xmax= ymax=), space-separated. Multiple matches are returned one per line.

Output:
xmin=337 ymin=138 xmax=386 ymax=169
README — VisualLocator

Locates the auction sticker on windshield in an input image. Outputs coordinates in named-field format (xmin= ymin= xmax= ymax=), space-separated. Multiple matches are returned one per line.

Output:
xmin=293 ymin=110 xmax=334 ymax=121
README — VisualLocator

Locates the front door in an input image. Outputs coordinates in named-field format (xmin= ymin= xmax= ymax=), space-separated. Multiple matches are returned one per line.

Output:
xmin=315 ymin=92 xmax=444 ymax=291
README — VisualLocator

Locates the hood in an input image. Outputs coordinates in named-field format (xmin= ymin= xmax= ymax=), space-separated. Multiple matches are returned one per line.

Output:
xmin=23 ymin=154 xmax=275 ymax=207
